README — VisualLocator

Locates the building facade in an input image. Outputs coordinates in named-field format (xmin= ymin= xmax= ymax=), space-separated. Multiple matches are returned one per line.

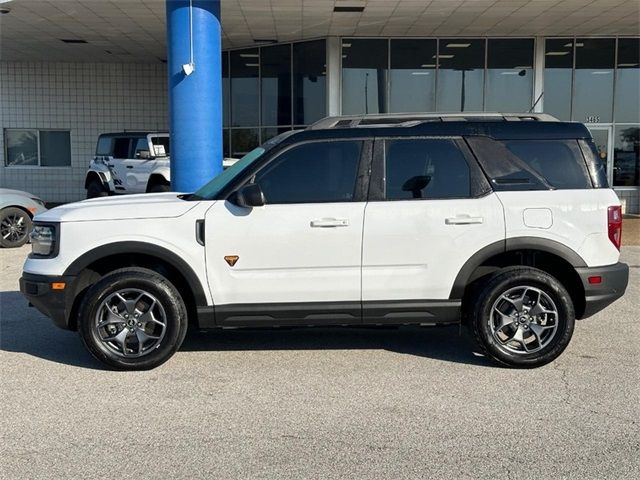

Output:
xmin=1 ymin=2 xmax=639 ymax=211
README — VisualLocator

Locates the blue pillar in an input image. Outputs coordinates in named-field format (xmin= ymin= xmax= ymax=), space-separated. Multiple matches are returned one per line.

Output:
xmin=166 ymin=0 xmax=222 ymax=192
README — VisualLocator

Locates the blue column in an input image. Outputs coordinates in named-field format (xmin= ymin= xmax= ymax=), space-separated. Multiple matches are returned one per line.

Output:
xmin=166 ymin=0 xmax=222 ymax=192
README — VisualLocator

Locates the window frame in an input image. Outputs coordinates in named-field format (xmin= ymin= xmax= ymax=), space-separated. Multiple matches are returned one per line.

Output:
xmin=3 ymin=128 xmax=72 ymax=168
xmin=222 ymin=137 xmax=374 ymax=204
xmin=369 ymin=136 xmax=491 ymax=202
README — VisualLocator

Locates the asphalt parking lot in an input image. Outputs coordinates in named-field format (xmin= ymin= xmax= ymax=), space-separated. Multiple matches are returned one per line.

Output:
xmin=1 ymin=245 xmax=638 ymax=479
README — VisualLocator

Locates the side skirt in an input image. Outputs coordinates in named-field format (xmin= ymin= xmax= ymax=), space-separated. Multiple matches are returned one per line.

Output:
xmin=196 ymin=300 xmax=461 ymax=329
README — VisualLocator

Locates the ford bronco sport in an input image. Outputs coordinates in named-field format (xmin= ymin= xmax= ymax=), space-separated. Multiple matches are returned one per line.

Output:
xmin=22 ymin=113 xmax=629 ymax=370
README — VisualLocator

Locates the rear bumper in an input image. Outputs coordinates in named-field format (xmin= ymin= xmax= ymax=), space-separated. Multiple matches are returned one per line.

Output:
xmin=576 ymin=262 xmax=629 ymax=319
xmin=20 ymin=273 xmax=77 ymax=330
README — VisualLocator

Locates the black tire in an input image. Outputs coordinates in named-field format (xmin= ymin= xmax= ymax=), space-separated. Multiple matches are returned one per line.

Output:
xmin=0 ymin=207 xmax=32 ymax=248
xmin=77 ymin=268 xmax=188 ymax=370
xmin=86 ymin=179 xmax=109 ymax=199
xmin=147 ymin=183 xmax=170 ymax=193
xmin=468 ymin=267 xmax=575 ymax=368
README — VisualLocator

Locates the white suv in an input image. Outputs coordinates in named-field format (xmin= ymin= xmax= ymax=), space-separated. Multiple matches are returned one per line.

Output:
xmin=85 ymin=132 xmax=236 ymax=197
xmin=22 ymin=114 xmax=629 ymax=370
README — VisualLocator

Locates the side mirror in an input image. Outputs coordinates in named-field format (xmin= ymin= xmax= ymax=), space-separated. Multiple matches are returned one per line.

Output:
xmin=136 ymin=150 xmax=152 ymax=159
xmin=229 ymin=183 xmax=265 ymax=208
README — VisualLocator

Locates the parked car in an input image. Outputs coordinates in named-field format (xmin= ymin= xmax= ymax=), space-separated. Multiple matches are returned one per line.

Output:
xmin=0 ymin=189 xmax=47 ymax=248
xmin=84 ymin=132 xmax=237 ymax=198
xmin=21 ymin=113 xmax=628 ymax=370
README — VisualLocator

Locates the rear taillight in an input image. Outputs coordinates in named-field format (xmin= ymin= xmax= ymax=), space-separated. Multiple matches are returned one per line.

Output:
xmin=607 ymin=205 xmax=622 ymax=250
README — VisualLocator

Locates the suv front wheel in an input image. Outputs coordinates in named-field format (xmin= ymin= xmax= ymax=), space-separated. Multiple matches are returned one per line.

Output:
xmin=469 ymin=267 xmax=575 ymax=368
xmin=78 ymin=268 xmax=188 ymax=370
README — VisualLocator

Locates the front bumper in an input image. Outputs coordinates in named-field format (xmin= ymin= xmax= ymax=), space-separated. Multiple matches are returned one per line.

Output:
xmin=20 ymin=273 xmax=77 ymax=330
xmin=576 ymin=262 xmax=629 ymax=319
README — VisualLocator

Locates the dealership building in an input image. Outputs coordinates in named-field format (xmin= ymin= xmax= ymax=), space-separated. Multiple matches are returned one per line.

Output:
xmin=1 ymin=0 xmax=639 ymax=212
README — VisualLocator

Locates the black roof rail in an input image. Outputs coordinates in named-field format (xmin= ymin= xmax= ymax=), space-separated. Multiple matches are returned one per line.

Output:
xmin=308 ymin=112 xmax=559 ymax=130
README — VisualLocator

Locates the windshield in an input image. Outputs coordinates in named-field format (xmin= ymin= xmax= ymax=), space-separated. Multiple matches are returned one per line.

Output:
xmin=192 ymin=147 xmax=265 ymax=199
xmin=190 ymin=130 xmax=300 ymax=200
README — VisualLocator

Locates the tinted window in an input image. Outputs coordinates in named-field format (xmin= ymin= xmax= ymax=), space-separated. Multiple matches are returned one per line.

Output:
xmin=389 ymin=39 xmax=436 ymax=113
xmin=342 ymin=39 xmax=388 ymax=115
xmin=385 ymin=139 xmax=471 ymax=200
xmin=231 ymin=48 xmax=259 ymax=126
xmin=293 ymin=40 xmax=326 ymax=125
xmin=5 ymin=130 xmax=38 ymax=166
xmin=485 ymin=39 xmax=534 ymax=112
xmin=112 ymin=138 xmax=131 ymax=159
xmin=39 ymin=131 xmax=71 ymax=167
xmin=151 ymin=136 xmax=170 ymax=156
xmin=436 ymin=39 xmax=485 ymax=112
xmin=572 ymin=38 xmax=615 ymax=123
xmin=613 ymin=126 xmax=640 ymax=187
xmin=133 ymin=138 xmax=149 ymax=158
xmin=544 ymin=39 xmax=574 ymax=121
xmin=503 ymin=140 xmax=592 ymax=189
xmin=261 ymin=44 xmax=292 ymax=126
xmin=255 ymin=141 xmax=362 ymax=204
xmin=615 ymin=39 xmax=640 ymax=123
xmin=96 ymin=136 xmax=112 ymax=156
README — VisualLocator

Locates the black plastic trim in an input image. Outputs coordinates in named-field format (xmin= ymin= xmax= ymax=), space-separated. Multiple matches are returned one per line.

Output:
xmin=207 ymin=300 xmax=461 ymax=328
xmin=20 ymin=273 xmax=77 ymax=329
xmin=505 ymin=237 xmax=587 ymax=268
xmin=449 ymin=237 xmax=588 ymax=299
xmin=576 ymin=262 xmax=629 ymax=319
xmin=63 ymin=241 xmax=208 ymax=305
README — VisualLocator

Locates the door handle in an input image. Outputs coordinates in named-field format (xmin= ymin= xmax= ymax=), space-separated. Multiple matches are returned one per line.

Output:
xmin=310 ymin=218 xmax=349 ymax=228
xmin=126 ymin=165 xmax=134 ymax=169
xmin=445 ymin=216 xmax=484 ymax=225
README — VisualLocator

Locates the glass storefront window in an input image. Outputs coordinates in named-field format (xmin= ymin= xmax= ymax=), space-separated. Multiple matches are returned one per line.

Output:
xmin=389 ymin=39 xmax=436 ymax=113
xmin=572 ymin=38 xmax=615 ymax=123
xmin=436 ymin=39 xmax=484 ymax=112
xmin=230 ymin=128 xmax=260 ymax=158
xmin=293 ymin=40 xmax=326 ymax=125
xmin=613 ymin=126 xmax=640 ymax=187
xmin=222 ymin=51 xmax=230 ymax=127
xmin=342 ymin=39 xmax=388 ymax=115
xmin=615 ymin=38 xmax=640 ymax=124
xmin=230 ymin=48 xmax=260 ymax=127
xmin=261 ymin=44 xmax=292 ymax=126
xmin=544 ymin=38 xmax=573 ymax=121
xmin=485 ymin=39 xmax=534 ymax=112
xmin=39 ymin=131 xmax=71 ymax=167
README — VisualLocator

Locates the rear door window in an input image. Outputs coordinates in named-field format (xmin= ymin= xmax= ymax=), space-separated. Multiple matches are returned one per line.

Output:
xmin=112 ymin=138 xmax=132 ymax=159
xmin=384 ymin=138 xmax=471 ymax=200
xmin=502 ymin=139 xmax=592 ymax=189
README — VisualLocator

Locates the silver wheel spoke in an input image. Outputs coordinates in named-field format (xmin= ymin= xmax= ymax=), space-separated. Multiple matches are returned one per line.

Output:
xmin=95 ymin=288 xmax=167 ymax=359
xmin=491 ymin=285 xmax=560 ymax=355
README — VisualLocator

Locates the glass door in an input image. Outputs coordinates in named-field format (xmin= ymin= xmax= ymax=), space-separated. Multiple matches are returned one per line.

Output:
xmin=586 ymin=125 xmax=613 ymax=185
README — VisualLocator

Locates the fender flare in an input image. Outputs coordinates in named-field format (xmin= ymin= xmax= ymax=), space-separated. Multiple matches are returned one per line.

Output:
xmin=449 ymin=237 xmax=587 ymax=299
xmin=63 ymin=241 xmax=208 ymax=306
xmin=85 ymin=168 xmax=113 ymax=190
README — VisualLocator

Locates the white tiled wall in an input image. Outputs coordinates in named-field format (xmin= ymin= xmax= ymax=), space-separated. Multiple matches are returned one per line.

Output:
xmin=0 ymin=62 xmax=168 ymax=203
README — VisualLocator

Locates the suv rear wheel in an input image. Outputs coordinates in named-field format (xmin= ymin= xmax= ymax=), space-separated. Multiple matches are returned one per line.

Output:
xmin=78 ymin=268 xmax=188 ymax=370
xmin=469 ymin=267 xmax=575 ymax=368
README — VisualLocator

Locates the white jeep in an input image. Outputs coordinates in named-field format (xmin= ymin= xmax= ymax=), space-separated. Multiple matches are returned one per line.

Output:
xmin=85 ymin=132 xmax=236 ymax=197
xmin=22 ymin=114 xmax=629 ymax=370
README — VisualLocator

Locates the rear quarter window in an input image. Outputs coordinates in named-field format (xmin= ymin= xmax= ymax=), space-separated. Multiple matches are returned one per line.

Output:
xmin=502 ymin=139 xmax=592 ymax=189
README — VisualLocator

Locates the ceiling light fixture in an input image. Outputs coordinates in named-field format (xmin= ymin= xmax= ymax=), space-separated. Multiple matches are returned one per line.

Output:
xmin=254 ymin=39 xmax=277 ymax=44
xmin=334 ymin=6 xmax=365 ymax=12
xmin=436 ymin=54 xmax=454 ymax=59
xmin=445 ymin=43 xmax=470 ymax=48
xmin=546 ymin=51 xmax=570 ymax=56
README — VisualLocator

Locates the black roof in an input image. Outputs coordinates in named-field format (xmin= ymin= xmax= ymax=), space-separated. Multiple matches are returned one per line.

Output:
xmin=283 ymin=119 xmax=591 ymax=146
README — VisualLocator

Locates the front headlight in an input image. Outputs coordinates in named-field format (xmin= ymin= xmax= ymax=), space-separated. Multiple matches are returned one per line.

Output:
xmin=30 ymin=223 xmax=58 ymax=258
